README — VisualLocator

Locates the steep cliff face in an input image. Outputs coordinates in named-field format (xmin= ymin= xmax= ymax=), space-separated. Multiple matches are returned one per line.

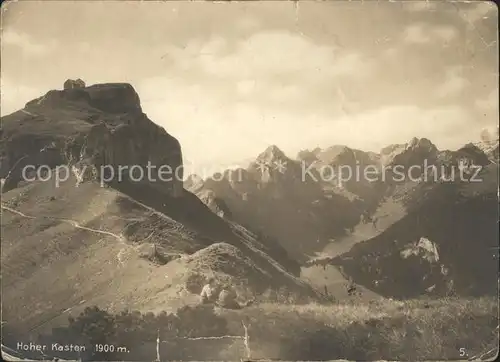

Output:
xmin=85 ymin=83 xmax=142 ymax=114
xmin=1 ymin=83 xmax=183 ymax=197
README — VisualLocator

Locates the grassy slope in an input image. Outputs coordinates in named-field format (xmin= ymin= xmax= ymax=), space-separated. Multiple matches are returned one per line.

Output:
xmin=302 ymin=182 xmax=413 ymax=298
xmin=1 ymin=86 xmax=316 ymax=339
xmin=219 ymin=297 xmax=498 ymax=361
xmin=1 ymin=174 xmax=315 ymax=338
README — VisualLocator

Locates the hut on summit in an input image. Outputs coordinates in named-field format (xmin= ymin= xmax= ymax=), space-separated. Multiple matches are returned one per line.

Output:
xmin=63 ymin=78 xmax=86 ymax=90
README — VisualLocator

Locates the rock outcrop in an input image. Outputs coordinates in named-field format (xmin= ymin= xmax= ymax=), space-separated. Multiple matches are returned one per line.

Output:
xmin=184 ymin=174 xmax=205 ymax=193
xmin=384 ymin=137 xmax=439 ymax=170
xmin=1 ymin=82 xmax=183 ymax=197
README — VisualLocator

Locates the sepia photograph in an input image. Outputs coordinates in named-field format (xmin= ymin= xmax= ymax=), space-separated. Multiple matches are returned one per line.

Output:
xmin=0 ymin=0 xmax=498 ymax=361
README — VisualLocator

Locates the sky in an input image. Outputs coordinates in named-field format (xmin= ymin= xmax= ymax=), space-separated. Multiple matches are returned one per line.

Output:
xmin=1 ymin=0 xmax=498 ymax=173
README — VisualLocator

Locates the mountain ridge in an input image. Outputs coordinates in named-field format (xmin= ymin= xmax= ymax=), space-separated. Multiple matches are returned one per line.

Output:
xmin=189 ymin=131 xmax=498 ymax=298
xmin=1 ymin=81 xmax=316 ymax=339
xmin=191 ymin=132 xmax=498 ymax=256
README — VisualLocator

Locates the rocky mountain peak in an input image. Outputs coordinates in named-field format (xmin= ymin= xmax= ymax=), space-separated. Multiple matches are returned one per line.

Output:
xmin=312 ymin=147 xmax=322 ymax=155
xmin=454 ymin=143 xmax=491 ymax=166
xmin=382 ymin=137 xmax=439 ymax=168
xmin=317 ymin=145 xmax=351 ymax=163
xmin=1 ymin=82 xmax=183 ymax=197
xmin=406 ymin=137 xmax=437 ymax=152
xmin=297 ymin=149 xmax=319 ymax=164
xmin=476 ymin=127 xmax=499 ymax=163
xmin=256 ymin=145 xmax=289 ymax=163
xmin=184 ymin=174 xmax=205 ymax=193
xmin=26 ymin=82 xmax=142 ymax=116
xmin=380 ymin=143 xmax=405 ymax=156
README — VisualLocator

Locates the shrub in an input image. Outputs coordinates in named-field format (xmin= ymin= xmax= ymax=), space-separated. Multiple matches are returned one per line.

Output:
xmin=38 ymin=305 xmax=229 ymax=361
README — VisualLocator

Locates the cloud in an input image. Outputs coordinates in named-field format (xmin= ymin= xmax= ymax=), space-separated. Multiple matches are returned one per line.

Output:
xmin=138 ymin=73 xmax=477 ymax=173
xmin=403 ymin=24 xmax=432 ymax=44
xmin=234 ymin=78 xmax=304 ymax=104
xmin=77 ymin=42 xmax=92 ymax=53
xmin=435 ymin=67 xmax=470 ymax=98
xmin=235 ymin=16 xmax=261 ymax=32
xmin=158 ymin=30 xmax=374 ymax=117
xmin=1 ymin=30 xmax=56 ymax=56
xmin=309 ymin=105 xmax=476 ymax=152
xmin=0 ymin=78 xmax=43 ymax=116
xmin=199 ymin=36 xmax=227 ymax=55
xmin=166 ymin=31 xmax=372 ymax=81
xmin=137 ymin=22 xmax=480 ymax=171
xmin=382 ymin=47 xmax=398 ymax=58
xmin=267 ymin=84 xmax=302 ymax=103
xmin=475 ymin=88 xmax=499 ymax=111
xmin=432 ymin=25 xmax=458 ymax=42
xmin=236 ymin=79 xmax=256 ymax=96
xmin=403 ymin=23 xmax=458 ymax=44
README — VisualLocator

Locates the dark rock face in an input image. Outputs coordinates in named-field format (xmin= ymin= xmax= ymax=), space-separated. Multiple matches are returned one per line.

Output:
xmin=1 ymin=82 xmax=183 ymax=197
xmin=29 ymin=83 xmax=142 ymax=115
xmin=184 ymin=175 xmax=231 ymax=217
xmin=184 ymin=174 xmax=205 ymax=193
xmin=452 ymin=143 xmax=492 ymax=167
xmin=386 ymin=137 xmax=439 ymax=170
xmin=85 ymin=83 xmax=142 ymax=114
xmin=195 ymin=189 xmax=232 ymax=218
xmin=196 ymin=145 xmax=363 ymax=261
xmin=79 ymin=115 xmax=183 ymax=197
xmin=333 ymin=182 xmax=499 ymax=298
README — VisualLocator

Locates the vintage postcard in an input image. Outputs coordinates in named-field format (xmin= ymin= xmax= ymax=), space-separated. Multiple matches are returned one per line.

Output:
xmin=1 ymin=1 xmax=498 ymax=361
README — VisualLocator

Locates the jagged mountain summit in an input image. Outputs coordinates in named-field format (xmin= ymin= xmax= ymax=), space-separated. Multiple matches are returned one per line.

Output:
xmin=255 ymin=144 xmax=289 ymax=163
xmin=476 ymin=126 xmax=499 ymax=163
xmin=1 ymin=82 xmax=183 ymax=196
xmin=195 ymin=136 xmax=496 ymax=260
xmin=0 ymin=81 xmax=317 ymax=338
xmin=184 ymin=173 xmax=204 ymax=193
xmin=247 ymin=144 xmax=304 ymax=185
xmin=191 ymin=144 xmax=364 ymax=261
xmin=383 ymin=137 xmax=439 ymax=169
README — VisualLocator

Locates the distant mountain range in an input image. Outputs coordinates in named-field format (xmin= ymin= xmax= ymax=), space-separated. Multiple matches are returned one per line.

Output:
xmin=186 ymin=130 xmax=499 ymax=298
